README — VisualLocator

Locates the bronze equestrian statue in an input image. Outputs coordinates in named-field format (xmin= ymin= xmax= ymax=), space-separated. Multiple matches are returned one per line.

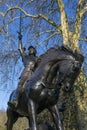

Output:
xmin=6 ymin=45 xmax=84 ymax=130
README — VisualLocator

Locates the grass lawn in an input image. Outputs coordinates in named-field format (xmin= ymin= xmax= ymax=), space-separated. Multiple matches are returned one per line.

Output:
xmin=0 ymin=111 xmax=28 ymax=130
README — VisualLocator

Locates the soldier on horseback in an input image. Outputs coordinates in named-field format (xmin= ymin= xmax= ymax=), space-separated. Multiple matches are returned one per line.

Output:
xmin=8 ymin=33 xmax=37 ymax=108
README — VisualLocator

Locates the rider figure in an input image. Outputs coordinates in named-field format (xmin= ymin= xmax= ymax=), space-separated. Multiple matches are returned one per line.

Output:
xmin=8 ymin=34 xmax=37 ymax=108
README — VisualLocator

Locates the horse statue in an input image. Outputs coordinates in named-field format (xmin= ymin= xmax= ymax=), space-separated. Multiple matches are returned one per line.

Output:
xmin=6 ymin=45 xmax=84 ymax=130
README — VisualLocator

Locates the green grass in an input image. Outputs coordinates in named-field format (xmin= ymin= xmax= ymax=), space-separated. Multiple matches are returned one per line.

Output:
xmin=0 ymin=111 xmax=29 ymax=130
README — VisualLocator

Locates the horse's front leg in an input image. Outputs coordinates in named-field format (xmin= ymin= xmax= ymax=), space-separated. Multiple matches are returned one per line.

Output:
xmin=28 ymin=99 xmax=37 ymax=130
xmin=49 ymin=104 xmax=64 ymax=130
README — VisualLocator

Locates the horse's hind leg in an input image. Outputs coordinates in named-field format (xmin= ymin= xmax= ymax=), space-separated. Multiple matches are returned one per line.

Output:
xmin=6 ymin=107 xmax=18 ymax=130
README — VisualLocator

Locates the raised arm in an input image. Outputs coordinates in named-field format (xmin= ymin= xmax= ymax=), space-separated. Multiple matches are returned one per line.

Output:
xmin=18 ymin=33 xmax=26 ymax=59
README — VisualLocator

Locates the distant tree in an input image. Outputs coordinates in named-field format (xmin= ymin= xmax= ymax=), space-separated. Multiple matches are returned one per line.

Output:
xmin=0 ymin=0 xmax=87 ymax=130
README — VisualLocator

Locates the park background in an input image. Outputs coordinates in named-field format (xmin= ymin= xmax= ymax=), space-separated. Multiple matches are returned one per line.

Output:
xmin=0 ymin=0 xmax=87 ymax=130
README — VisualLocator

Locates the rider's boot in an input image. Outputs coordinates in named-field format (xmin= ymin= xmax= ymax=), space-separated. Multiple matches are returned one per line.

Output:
xmin=8 ymin=93 xmax=19 ymax=108
xmin=8 ymin=100 xmax=18 ymax=108
xmin=8 ymin=84 xmax=26 ymax=108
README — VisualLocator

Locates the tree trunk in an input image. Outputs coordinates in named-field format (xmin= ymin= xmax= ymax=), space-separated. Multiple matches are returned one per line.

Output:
xmin=74 ymin=70 xmax=87 ymax=130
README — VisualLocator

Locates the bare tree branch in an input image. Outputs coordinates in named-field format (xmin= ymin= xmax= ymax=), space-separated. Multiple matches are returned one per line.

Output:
xmin=32 ymin=30 xmax=60 ymax=39
xmin=38 ymin=14 xmax=60 ymax=28
xmin=71 ymin=0 xmax=87 ymax=50
xmin=3 ymin=6 xmax=61 ymax=30
xmin=0 ymin=12 xmax=4 ymax=16
xmin=80 ymin=5 xmax=87 ymax=17
xmin=79 ymin=38 xmax=87 ymax=42
xmin=35 ymin=32 xmax=58 ymax=47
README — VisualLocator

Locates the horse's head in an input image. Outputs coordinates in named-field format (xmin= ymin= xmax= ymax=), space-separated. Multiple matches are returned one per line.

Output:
xmin=57 ymin=48 xmax=84 ymax=92
xmin=37 ymin=45 xmax=84 ymax=92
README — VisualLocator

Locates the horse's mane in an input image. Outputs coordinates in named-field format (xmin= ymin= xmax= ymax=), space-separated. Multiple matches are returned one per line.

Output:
xmin=61 ymin=45 xmax=74 ymax=55
xmin=38 ymin=45 xmax=74 ymax=61
xmin=37 ymin=45 xmax=84 ymax=65
xmin=40 ymin=45 xmax=74 ymax=57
